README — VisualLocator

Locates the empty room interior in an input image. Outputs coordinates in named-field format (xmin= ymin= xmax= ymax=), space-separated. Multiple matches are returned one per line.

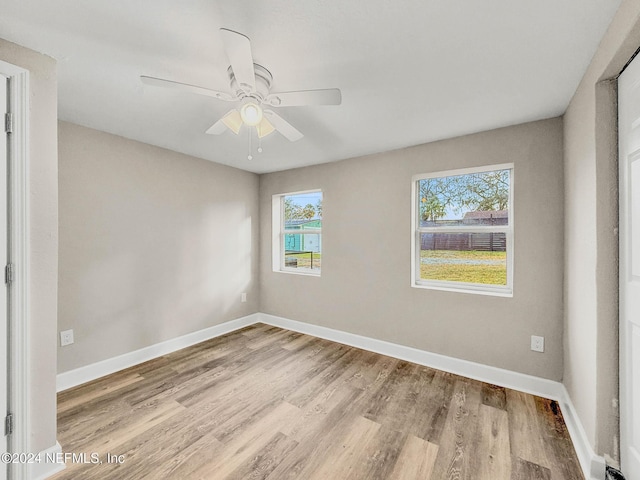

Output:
xmin=2 ymin=1 xmax=640 ymax=479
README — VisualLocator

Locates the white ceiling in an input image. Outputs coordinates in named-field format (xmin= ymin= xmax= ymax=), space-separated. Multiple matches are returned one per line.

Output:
xmin=0 ymin=0 xmax=622 ymax=174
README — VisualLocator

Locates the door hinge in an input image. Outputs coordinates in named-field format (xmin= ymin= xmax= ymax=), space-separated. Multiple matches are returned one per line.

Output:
xmin=5 ymin=414 xmax=13 ymax=436
xmin=4 ymin=112 xmax=12 ymax=134
xmin=5 ymin=263 xmax=13 ymax=285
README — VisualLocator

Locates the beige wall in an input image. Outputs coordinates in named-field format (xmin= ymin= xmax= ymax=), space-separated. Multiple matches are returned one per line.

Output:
xmin=0 ymin=39 xmax=58 ymax=453
xmin=563 ymin=0 xmax=640 ymax=462
xmin=58 ymin=122 xmax=260 ymax=372
xmin=260 ymin=118 xmax=564 ymax=380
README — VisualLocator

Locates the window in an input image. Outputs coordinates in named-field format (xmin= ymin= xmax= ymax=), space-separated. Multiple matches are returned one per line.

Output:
xmin=411 ymin=164 xmax=513 ymax=296
xmin=272 ymin=190 xmax=322 ymax=275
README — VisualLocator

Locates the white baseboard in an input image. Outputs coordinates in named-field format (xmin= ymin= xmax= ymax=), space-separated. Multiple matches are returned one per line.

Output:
xmin=56 ymin=313 xmax=259 ymax=392
xmin=257 ymin=313 xmax=607 ymax=480
xmin=557 ymin=385 xmax=607 ymax=480
xmin=54 ymin=311 xmax=606 ymax=480
xmin=31 ymin=441 xmax=64 ymax=480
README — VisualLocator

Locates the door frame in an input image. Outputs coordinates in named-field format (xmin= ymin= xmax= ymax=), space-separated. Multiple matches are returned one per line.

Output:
xmin=0 ymin=59 xmax=31 ymax=480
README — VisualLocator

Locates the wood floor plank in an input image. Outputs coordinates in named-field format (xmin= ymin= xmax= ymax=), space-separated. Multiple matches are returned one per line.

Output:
xmin=482 ymin=383 xmax=508 ymax=410
xmin=224 ymin=432 xmax=299 ymax=480
xmin=139 ymin=430 xmax=224 ymax=480
xmin=280 ymin=384 xmax=363 ymax=444
xmin=363 ymin=360 xmax=414 ymax=423
xmin=245 ymin=327 xmax=298 ymax=350
xmin=410 ymin=369 xmax=456 ymax=442
xmin=57 ymin=373 xmax=143 ymax=414
xmin=174 ymin=341 xmax=294 ymax=408
xmin=430 ymin=379 xmax=482 ymax=479
xmin=506 ymin=389 xmax=551 ymax=470
xmin=472 ymin=404 xmax=512 ymax=480
xmin=52 ymin=324 xmax=584 ymax=480
xmin=55 ymin=399 xmax=186 ymax=478
xmin=388 ymin=434 xmax=439 ymax=480
xmin=281 ymin=332 xmax=316 ymax=351
xmin=355 ymin=426 xmax=406 ymax=480
xmin=511 ymin=456 xmax=552 ymax=480
xmin=65 ymin=411 xmax=215 ymax=480
xmin=304 ymin=415 xmax=381 ymax=480
xmin=284 ymin=344 xmax=361 ymax=408
xmin=188 ymin=401 xmax=300 ymax=479
xmin=365 ymin=362 xmax=438 ymax=436
xmin=57 ymin=366 xmax=179 ymax=426
xmin=264 ymin=392 xmax=366 ymax=479
xmin=534 ymin=397 xmax=585 ymax=480
xmin=168 ymin=334 xmax=251 ymax=374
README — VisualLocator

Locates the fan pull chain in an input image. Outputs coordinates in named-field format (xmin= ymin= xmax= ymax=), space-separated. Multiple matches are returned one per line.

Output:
xmin=247 ymin=128 xmax=264 ymax=160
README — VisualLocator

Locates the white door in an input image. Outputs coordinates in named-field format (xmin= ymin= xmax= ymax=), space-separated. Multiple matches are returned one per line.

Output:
xmin=0 ymin=74 xmax=8 ymax=480
xmin=619 ymin=53 xmax=640 ymax=480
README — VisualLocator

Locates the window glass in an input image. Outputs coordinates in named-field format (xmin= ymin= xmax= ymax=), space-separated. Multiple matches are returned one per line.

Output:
xmin=413 ymin=165 xmax=513 ymax=295
xmin=419 ymin=233 xmax=507 ymax=285
xmin=276 ymin=191 xmax=322 ymax=274
xmin=418 ymin=169 xmax=510 ymax=226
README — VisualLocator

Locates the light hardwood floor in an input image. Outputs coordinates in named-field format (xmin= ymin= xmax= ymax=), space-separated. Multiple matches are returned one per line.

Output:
xmin=52 ymin=324 xmax=584 ymax=479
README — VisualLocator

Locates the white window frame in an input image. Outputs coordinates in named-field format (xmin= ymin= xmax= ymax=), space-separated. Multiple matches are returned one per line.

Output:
xmin=272 ymin=189 xmax=322 ymax=276
xmin=411 ymin=163 xmax=514 ymax=297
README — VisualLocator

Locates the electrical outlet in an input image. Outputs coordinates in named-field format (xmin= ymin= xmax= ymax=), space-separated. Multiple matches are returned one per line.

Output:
xmin=60 ymin=329 xmax=74 ymax=347
xmin=530 ymin=335 xmax=544 ymax=353
xmin=241 ymin=292 xmax=247 ymax=303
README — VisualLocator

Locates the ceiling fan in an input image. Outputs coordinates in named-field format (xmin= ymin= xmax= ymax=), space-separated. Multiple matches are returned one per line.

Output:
xmin=141 ymin=28 xmax=342 ymax=147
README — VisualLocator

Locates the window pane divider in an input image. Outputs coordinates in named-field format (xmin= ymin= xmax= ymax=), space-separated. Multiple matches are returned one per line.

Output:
xmin=283 ymin=229 xmax=322 ymax=235
xmin=417 ymin=225 xmax=510 ymax=234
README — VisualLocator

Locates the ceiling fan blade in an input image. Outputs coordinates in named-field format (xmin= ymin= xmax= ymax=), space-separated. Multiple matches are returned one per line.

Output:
xmin=140 ymin=76 xmax=235 ymax=101
xmin=205 ymin=110 xmax=242 ymax=135
xmin=206 ymin=119 xmax=227 ymax=135
xmin=205 ymin=117 xmax=228 ymax=135
xmin=265 ymin=88 xmax=342 ymax=107
xmin=264 ymin=110 xmax=303 ymax=142
xmin=220 ymin=28 xmax=256 ymax=92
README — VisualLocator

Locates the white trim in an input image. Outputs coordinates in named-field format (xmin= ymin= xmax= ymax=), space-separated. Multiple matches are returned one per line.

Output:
xmin=0 ymin=60 xmax=30 ymax=480
xmin=418 ymin=225 xmax=510 ymax=234
xmin=557 ymin=385 xmax=607 ymax=480
xmin=274 ymin=269 xmax=321 ymax=277
xmin=272 ymin=189 xmax=322 ymax=276
xmin=56 ymin=314 xmax=259 ymax=392
xmin=271 ymin=194 xmax=280 ymax=272
xmin=619 ymin=53 xmax=640 ymax=480
xmin=30 ymin=442 xmax=64 ymax=480
xmin=411 ymin=163 xmax=514 ymax=297
xmin=283 ymin=228 xmax=322 ymax=235
xmin=412 ymin=162 xmax=515 ymax=181
xmin=411 ymin=281 xmax=514 ymax=297
xmin=257 ymin=313 xmax=606 ymax=480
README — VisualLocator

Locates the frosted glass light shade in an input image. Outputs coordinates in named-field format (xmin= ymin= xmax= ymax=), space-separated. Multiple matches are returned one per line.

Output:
xmin=240 ymin=102 xmax=263 ymax=126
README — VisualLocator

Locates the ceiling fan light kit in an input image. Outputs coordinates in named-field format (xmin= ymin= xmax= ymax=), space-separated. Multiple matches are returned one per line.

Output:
xmin=239 ymin=99 xmax=263 ymax=126
xmin=140 ymin=28 xmax=342 ymax=159
xmin=220 ymin=110 xmax=243 ymax=135
xmin=256 ymin=117 xmax=276 ymax=138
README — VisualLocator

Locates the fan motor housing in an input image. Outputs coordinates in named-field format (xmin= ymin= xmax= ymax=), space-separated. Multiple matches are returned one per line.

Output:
xmin=228 ymin=64 xmax=272 ymax=102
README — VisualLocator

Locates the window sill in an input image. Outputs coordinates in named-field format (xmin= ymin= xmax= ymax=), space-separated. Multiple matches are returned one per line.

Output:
xmin=412 ymin=281 xmax=513 ymax=297
xmin=275 ymin=268 xmax=321 ymax=277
